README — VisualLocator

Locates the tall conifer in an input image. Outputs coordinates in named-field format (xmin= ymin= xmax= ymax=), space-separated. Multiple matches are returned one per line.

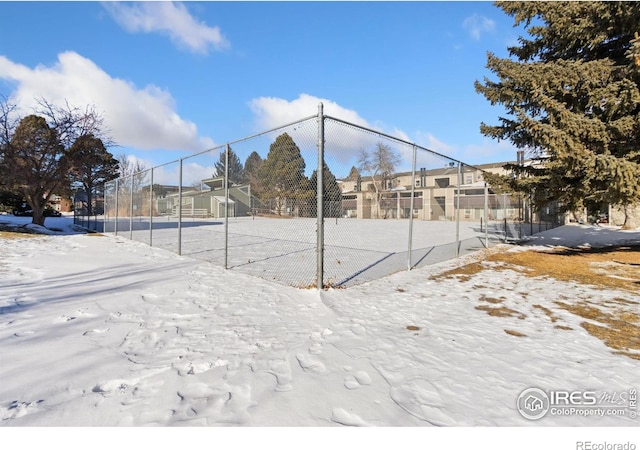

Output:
xmin=476 ymin=1 xmax=640 ymax=227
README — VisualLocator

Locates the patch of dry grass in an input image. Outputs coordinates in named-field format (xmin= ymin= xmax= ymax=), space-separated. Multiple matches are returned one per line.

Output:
xmin=533 ymin=304 xmax=559 ymax=323
xmin=433 ymin=243 xmax=640 ymax=360
xmin=479 ymin=295 xmax=504 ymax=304
xmin=556 ymin=301 xmax=640 ymax=360
xmin=492 ymin=246 xmax=640 ymax=293
xmin=434 ymin=245 xmax=640 ymax=293
xmin=0 ymin=230 xmax=43 ymax=239
xmin=505 ymin=329 xmax=527 ymax=337
xmin=433 ymin=261 xmax=486 ymax=282
xmin=475 ymin=304 xmax=527 ymax=320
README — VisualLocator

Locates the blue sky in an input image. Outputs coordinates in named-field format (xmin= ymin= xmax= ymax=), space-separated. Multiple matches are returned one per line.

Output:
xmin=0 ymin=1 xmax=525 ymax=182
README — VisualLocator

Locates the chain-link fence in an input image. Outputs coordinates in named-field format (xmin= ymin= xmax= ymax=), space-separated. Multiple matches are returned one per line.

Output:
xmin=73 ymin=189 xmax=104 ymax=232
xmin=101 ymin=104 xmax=562 ymax=288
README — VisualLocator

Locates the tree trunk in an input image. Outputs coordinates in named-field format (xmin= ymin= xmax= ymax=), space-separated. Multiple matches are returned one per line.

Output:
xmin=26 ymin=194 xmax=48 ymax=227
xmin=31 ymin=205 xmax=46 ymax=226
xmin=621 ymin=204 xmax=639 ymax=230
xmin=371 ymin=175 xmax=380 ymax=219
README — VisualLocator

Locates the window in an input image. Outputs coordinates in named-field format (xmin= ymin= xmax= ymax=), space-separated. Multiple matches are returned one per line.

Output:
xmin=435 ymin=178 xmax=450 ymax=188
xmin=415 ymin=179 xmax=421 ymax=187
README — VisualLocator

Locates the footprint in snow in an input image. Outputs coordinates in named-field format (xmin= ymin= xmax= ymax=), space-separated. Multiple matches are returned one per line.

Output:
xmin=0 ymin=400 xmax=44 ymax=420
xmin=296 ymin=354 xmax=326 ymax=374
xmin=344 ymin=371 xmax=372 ymax=390
xmin=250 ymin=357 xmax=293 ymax=392
xmin=54 ymin=315 xmax=76 ymax=323
xmin=308 ymin=342 xmax=323 ymax=355
xmin=330 ymin=408 xmax=370 ymax=427
xmin=13 ymin=330 xmax=35 ymax=337
xmin=83 ymin=328 xmax=110 ymax=336
xmin=74 ymin=308 xmax=96 ymax=317
xmin=389 ymin=378 xmax=456 ymax=426
xmin=350 ymin=324 xmax=367 ymax=336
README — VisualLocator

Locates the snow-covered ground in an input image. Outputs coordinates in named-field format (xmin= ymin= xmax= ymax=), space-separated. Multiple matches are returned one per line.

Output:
xmin=1 ymin=214 xmax=639 ymax=448
xmin=107 ymin=215 xmax=504 ymax=287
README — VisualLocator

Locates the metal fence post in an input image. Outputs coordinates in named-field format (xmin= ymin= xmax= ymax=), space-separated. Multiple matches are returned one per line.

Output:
xmin=224 ymin=144 xmax=230 ymax=270
xmin=114 ymin=179 xmax=119 ymax=236
xmin=484 ymin=181 xmax=489 ymax=248
xmin=455 ymin=162 xmax=461 ymax=257
xmin=178 ymin=158 xmax=183 ymax=256
xmin=503 ymin=192 xmax=508 ymax=242
xmin=150 ymin=168 xmax=154 ymax=247
xmin=129 ymin=175 xmax=134 ymax=240
xmin=101 ymin=185 xmax=106 ymax=233
xmin=407 ymin=145 xmax=417 ymax=270
xmin=530 ymin=194 xmax=533 ymax=236
xmin=317 ymin=103 xmax=325 ymax=290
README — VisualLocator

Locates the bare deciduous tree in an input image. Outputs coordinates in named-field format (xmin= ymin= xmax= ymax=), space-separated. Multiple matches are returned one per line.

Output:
xmin=1 ymin=97 xmax=112 ymax=226
xmin=36 ymin=98 xmax=113 ymax=148
xmin=357 ymin=142 xmax=401 ymax=218
xmin=116 ymin=153 xmax=147 ymax=178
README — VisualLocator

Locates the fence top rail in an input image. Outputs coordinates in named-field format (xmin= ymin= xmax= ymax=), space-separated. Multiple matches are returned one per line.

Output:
xmin=225 ymin=114 xmax=317 ymax=147
xmin=106 ymin=114 xmax=318 ymax=185
xmin=323 ymin=114 xmax=487 ymax=174
xmin=184 ymin=113 xmax=318 ymax=160
xmin=106 ymin=110 xmax=491 ymax=186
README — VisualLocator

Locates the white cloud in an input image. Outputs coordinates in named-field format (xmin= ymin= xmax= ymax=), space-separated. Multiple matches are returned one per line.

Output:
xmin=112 ymin=154 xmax=216 ymax=187
xmin=248 ymin=93 xmax=370 ymax=130
xmin=462 ymin=139 xmax=518 ymax=165
xmin=248 ymin=94 xmax=381 ymax=168
xmin=103 ymin=1 xmax=229 ymax=54
xmin=463 ymin=14 xmax=495 ymax=40
xmin=0 ymin=52 xmax=214 ymax=152
xmin=153 ymin=160 xmax=216 ymax=187
xmin=247 ymin=94 xmax=468 ymax=172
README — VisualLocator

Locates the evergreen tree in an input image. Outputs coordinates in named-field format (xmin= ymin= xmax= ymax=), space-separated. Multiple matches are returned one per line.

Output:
xmin=347 ymin=165 xmax=360 ymax=180
xmin=67 ymin=134 xmax=119 ymax=215
xmin=475 ymin=1 xmax=640 ymax=228
xmin=0 ymin=190 xmax=23 ymax=213
xmin=310 ymin=162 xmax=343 ymax=217
xmin=214 ymin=146 xmax=244 ymax=184
xmin=243 ymin=151 xmax=264 ymax=209
xmin=243 ymin=151 xmax=263 ymax=186
xmin=257 ymin=133 xmax=311 ymax=215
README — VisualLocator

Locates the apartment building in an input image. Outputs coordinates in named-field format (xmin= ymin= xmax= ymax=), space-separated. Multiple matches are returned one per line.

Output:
xmin=337 ymin=161 xmax=523 ymax=222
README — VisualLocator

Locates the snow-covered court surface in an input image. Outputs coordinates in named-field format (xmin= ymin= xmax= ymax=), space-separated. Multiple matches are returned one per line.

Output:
xmin=107 ymin=216 xmax=506 ymax=287
xmin=1 ymin=214 xmax=639 ymax=448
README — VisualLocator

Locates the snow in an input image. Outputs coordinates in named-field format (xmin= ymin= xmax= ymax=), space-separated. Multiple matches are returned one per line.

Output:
xmin=110 ymin=215 xmax=501 ymax=287
xmin=1 ymin=214 xmax=639 ymax=449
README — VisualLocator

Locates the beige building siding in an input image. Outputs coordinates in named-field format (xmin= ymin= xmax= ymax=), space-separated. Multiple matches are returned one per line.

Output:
xmin=338 ymin=162 xmax=503 ymax=221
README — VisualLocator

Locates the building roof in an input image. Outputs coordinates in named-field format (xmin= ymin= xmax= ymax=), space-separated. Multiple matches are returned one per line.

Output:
xmin=213 ymin=196 xmax=235 ymax=204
